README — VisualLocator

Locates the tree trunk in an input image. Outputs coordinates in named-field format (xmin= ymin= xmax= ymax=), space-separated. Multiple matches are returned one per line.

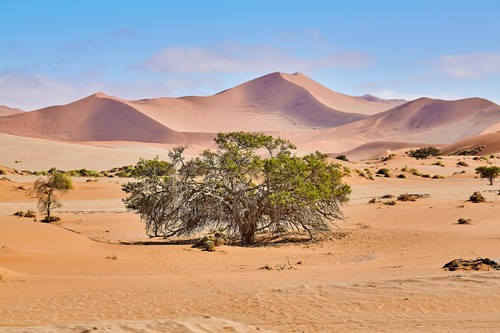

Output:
xmin=239 ymin=222 xmax=256 ymax=246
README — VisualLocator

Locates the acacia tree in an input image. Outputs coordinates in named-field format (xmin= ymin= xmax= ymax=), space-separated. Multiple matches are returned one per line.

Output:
xmin=475 ymin=166 xmax=500 ymax=185
xmin=123 ymin=132 xmax=351 ymax=245
xmin=30 ymin=171 xmax=73 ymax=222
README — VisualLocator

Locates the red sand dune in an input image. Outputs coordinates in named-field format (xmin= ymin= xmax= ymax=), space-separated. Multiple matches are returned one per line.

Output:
xmin=323 ymin=97 xmax=500 ymax=145
xmin=0 ymin=72 xmax=499 ymax=159
xmin=0 ymin=93 xmax=211 ymax=144
xmin=0 ymin=105 xmax=23 ymax=117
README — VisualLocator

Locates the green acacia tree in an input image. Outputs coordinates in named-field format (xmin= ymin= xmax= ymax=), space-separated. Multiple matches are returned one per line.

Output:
xmin=475 ymin=166 xmax=500 ymax=185
xmin=123 ymin=132 xmax=351 ymax=245
xmin=30 ymin=171 xmax=73 ymax=222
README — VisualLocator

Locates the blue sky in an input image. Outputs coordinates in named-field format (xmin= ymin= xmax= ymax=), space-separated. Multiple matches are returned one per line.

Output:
xmin=1 ymin=0 xmax=499 ymax=110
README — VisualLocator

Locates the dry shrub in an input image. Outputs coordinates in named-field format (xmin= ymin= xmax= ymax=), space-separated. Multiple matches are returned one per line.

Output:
xmin=469 ymin=191 xmax=485 ymax=203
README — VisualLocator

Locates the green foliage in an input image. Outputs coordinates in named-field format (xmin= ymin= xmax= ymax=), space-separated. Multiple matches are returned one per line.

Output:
xmin=335 ymin=154 xmax=349 ymax=162
xmin=29 ymin=172 xmax=72 ymax=222
xmin=432 ymin=161 xmax=444 ymax=167
xmin=123 ymin=132 xmax=350 ymax=245
xmin=408 ymin=147 xmax=441 ymax=159
xmin=376 ymin=168 xmax=391 ymax=177
xmin=475 ymin=166 xmax=500 ymax=185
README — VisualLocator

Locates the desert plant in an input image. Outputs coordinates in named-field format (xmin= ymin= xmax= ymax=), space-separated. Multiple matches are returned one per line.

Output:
xmin=385 ymin=200 xmax=396 ymax=206
xmin=381 ymin=154 xmax=396 ymax=162
xmin=475 ymin=166 xmax=500 ymax=185
xmin=457 ymin=161 xmax=469 ymax=167
xmin=397 ymin=193 xmax=417 ymax=201
xmin=123 ymin=132 xmax=351 ymax=245
xmin=421 ymin=174 xmax=430 ymax=178
xmin=335 ymin=154 xmax=349 ymax=162
xmin=432 ymin=161 xmax=444 ymax=167
xmin=432 ymin=175 xmax=445 ymax=179
xmin=377 ymin=168 xmax=391 ymax=177
xmin=408 ymin=147 xmax=441 ymax=159
xmin=29 ymin=172 xmax=72 ymax=222
xmin=397 ymin=173 xmax=406 ymax=179
xmin=457 ymin=218 xmax=471 ymax=224
xmin=469 ymin=191 xmax=485 ymax=203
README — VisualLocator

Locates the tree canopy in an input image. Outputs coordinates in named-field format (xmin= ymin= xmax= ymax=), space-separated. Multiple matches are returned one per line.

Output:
xmin=30 ymin=171 xmax=73 ymax=222
xmin=123 ymin=132 xmax=351 ymax=245
xmin=475 ymin=166 xmax=500 ymax=185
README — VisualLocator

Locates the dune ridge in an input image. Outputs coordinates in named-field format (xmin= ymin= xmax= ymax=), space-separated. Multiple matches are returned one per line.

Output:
xmin=0 ymin=105 xmax=23 ymax=117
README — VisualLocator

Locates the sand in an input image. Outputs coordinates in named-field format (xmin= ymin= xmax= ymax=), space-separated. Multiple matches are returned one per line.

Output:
xmin=1 ymin=154 xmax=499 ymax=332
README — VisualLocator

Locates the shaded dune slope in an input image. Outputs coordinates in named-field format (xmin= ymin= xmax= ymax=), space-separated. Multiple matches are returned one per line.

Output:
xmin=331 ymin=97 xmax=500 ymax=144
xmin=0 ymin=105 xmax=23 ymax=117
xmin=0 ymin=93 xmax=210 ymax=144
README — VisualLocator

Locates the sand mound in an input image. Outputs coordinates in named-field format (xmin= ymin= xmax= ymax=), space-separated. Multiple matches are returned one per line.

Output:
xmin=340 ymin=141 xmax=434 ymax=160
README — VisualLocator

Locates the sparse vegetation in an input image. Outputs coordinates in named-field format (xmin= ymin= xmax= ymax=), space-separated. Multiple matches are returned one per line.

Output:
xmin=457 ymin=218 xmax=471 ymax=225
xmin=376 ymin=168 xmax=391 ymax=177
xmin=381 ymin=154 xmax=396 ymax=162
xmin=456 ymin=161 xmax=469 ymax=167
xmin=475 ymin=166 xmax=500 ymax=185
xmin=432 ymin=175 xmax=445 ymax=179
xmin=469 ymin=191 xmax=485 ymax=203
xmin=335 ymin=154 xmax=349 ymax=162
xmin=385 ymin=200 xmax=396 ymax=206
xmin=13 ymin=210 xmax=36 ymax=218
xmin=421 ymin=174 xmax=430 ymax=178
xmin=397 ymin=194 xmax=417 ymax=202
xmin=408 ymin=147 xmax=441 ymax=159
xmin=123 ymin=132 xmax=351 ymax=245
xmin=29 ymin=172 xmax=73 ymax=222
xmin=397 ymin=173 xmax=406 ymax=178
xmin=432 ymin=161 xmax=444 ymax=167
xmin=452 ymin=146 xmax=485 ymax=156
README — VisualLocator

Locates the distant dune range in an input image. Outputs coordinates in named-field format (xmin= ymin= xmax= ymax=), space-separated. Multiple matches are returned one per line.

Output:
xmin=0 ymin=72 xmax=499 ymax=165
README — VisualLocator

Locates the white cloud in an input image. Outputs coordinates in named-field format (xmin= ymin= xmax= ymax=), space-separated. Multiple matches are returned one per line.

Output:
xmin=370 ymin=89 xmax=463 ymax=102
xmin=145 ymin=43 xmax=372 ymax=73
xmin=438 ymin=52 xmax=500 ymax=78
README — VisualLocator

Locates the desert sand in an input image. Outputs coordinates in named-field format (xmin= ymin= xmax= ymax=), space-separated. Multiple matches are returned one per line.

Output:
xmin=1 ymin=154 xmax=499 ymax=333
xmin=0 ymin=71 xmax=499 ymax=332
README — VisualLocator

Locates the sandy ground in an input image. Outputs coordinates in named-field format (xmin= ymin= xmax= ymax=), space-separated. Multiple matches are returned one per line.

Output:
xmin=0 ymin=155 xmax=499 ymax=332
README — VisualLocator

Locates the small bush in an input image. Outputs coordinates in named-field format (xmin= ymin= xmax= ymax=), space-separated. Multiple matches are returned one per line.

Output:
xmin=377 ymin=168 xmax=391 ymax=177
xmin=408 ymin=147 xmax=441 ymax=159
xmin=397 ymin=173 xmax=406 ymax=179
xmin=432 ymin=175 xmax=445 ymax=179
xmin=335 ymin=155 xmax=349 ymax=162
xmin=381 ymin=194 xmax=394 ymax=199
xmin=398 ymin=193 xmax=417 ymax=201
xmin=410 ymin=168 xmax=421 ymax=176
xmin=457 ymin=161 xmax=469 ymax=167
xmin=432 ymin=161 xmax=445 ymax=167
xmin=193 ymin=231 xmax=226 ymax=251
xmin=421 ymin=174 xmax=430 ymax=178
xmin=368 ymin=198 xmax=377 ymax=204
xmin=469 ymin=192 xmax=485 ymax=203
xmin=0 ymin=170 xmax=6 ymax=175
xmin=457 ymin=218 xmax=471 ymax=225
xmin=13 ymin=210 xmax=36 ymax=218
xmin=385 ymin=200 xmax=396 ymax=206
xmin=41 ymin=215 xmax=61 ymax=223
xmin=381 ymin=154 xmax=396 ymax=162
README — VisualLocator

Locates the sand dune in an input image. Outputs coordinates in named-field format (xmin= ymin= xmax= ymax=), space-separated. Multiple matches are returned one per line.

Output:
xmin=0 ymin=105 xmax=23 ymax=117
xmin=339 ymin=140 xmax=435 ymax=160
xmin=357 ymin=94 xmax=406 ymax=107
xmin=442 ymin=131 xmax=500 ymax=156
xmin=0 ymin=93 xmax=212 ymax=144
